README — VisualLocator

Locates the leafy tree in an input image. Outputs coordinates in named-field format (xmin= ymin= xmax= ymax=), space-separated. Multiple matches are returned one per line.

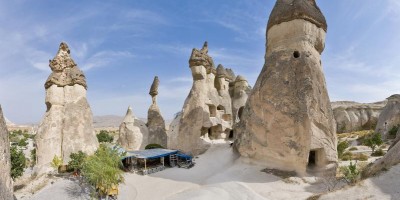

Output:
xmin=337 ymin=141 xmax=349 ymax=159
xmin=82 ymin=144 xmax=124 ymax=198
xmin=68 ymin=151 xmax=87 ymax=173
xmin=18 ymin=137 xmax=28 ymax=147
xmin=363 ymin=132 xmax=383 ymax=153
xmin=51 ymin=155 xmax=63 ymax=171
xmin=96 ymin=130 xmax=114 ymax=143
xmin=10 ymin=146 xmax=26 ymax=180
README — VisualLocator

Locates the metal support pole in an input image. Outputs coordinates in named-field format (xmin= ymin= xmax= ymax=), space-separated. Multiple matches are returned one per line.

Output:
xmin=144 ymin=159 xmax=147 ymax=170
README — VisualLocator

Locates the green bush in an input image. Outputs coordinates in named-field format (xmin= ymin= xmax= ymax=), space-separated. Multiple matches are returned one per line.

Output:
xmin=96 ymin=130 xmax=113 ymax=143
xmin=145 ymin=144 xmax=164 ymax=149
xmin=363 ymin=132 xmax=383 ymax=153
xmin=388 ymin=124 xmax=399 ymax=138
xmin=10 ymin=146 xmax=26 ymax=180
xmin=337 ymin=141 xmax=349 ymax=159
xmin=349 ymin=147 xmax=358 ymax=151
xmin=82 ymin=144 xmax=124 ymax=197
xmin=18 ymin=138 xmax=28 ymax=147
xmin=341 ymin=151 xmax=353 ymax=161
xmin=353 ymin=153 xmax=368 ymax=161
xmin=371 ymin=148 xmax=385 ymax=157
xmin=30 ymin=148 xmax=36 ymax=167
xmin=51 ymin=155 xmax=63 ymax=171
xmin=340 ymin=161 xmax=360 ymax=184
xmin=68 ymin=151 xmax=87 ymax=173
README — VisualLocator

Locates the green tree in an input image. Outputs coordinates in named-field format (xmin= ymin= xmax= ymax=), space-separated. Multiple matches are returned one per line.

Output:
xmin=388 ymin=124 xmax=399 ymax=138
xmin=68 ymin=151 xmax=87 ymax=173
xmin=96 ymin=130 xmax=114 ymax=143
xmin=145 ymin=143 xmax=164 ymax=149
xmin=82 ymin=144 xmax=124 ymax=198
xmin=337 ymin=141 xmax=349 ymax=159
xmin=10 ymin=146 xmax=26 ymax=180
xmin=18 ymin=137 xmax=28 ymax=147
xmin=51 ymin=155 xmax=63 ymax=171
xmin=363 ymin=132 xmax=383 ymax=153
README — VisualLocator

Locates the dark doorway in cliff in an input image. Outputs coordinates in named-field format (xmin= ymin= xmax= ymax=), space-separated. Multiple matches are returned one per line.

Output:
xmin=308 ymin=150 xmax=316 ymax=166
xmin=238 ymin=107 xmax=244 ymax=120
xmin=293 ymin=51 xmax=300 ymax=58
xmin=229 ymin=130 xmax=234 ymax=139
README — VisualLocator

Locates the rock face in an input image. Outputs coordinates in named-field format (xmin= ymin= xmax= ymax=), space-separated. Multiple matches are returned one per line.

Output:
xmin=168 ymin=42 xmax=250 ymax=155
xmin=332 ymin=101 xmax=386 ymax=133
xmin=234 ymin=0 xmax=337 ymax=175
xmin=35 ymin=42 xmax=99 ymax=174
xmin=118 ymin=106 xmax=148 ymax=150
xmin=147 ymin=76 xmax=168 ymax=148
xmin=0 ymin=106 xmax=13 ymax=200
xmin=375 ymin=95 xmax=400 ymax=138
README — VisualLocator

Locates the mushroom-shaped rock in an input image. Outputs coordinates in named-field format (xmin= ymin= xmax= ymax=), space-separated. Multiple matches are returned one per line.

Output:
xmin=189 ymin=41 xmax=215 ymax=76
xmin=234 ymin=0 xmax=337 ymax=175
xmin=35 ymin=42 xmax=99 ymax=175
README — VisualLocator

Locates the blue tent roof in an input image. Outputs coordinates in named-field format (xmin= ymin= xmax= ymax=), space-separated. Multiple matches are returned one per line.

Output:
xmin=122 ymin=148 xmax=179 ymax=159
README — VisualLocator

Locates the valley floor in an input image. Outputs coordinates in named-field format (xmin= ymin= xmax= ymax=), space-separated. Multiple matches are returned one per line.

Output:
xmin=22 ymin=141 xmax=400 ymax=200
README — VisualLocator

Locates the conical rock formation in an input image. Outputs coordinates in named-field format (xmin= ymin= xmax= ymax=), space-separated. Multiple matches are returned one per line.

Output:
xmin=375 ymin=94 xmax=400 ymax=138
xmin=147 ymin=76 xmax=167 ymax=148
xmin=118 ymin=106 xmax=147 ymax=151
xmin=35 ymin=42 xmax=99 ymax=174
xmin=0 ymin=105 xmax=13 ymax=200
xmin=234 ymin=0 xmax=337 ymax=175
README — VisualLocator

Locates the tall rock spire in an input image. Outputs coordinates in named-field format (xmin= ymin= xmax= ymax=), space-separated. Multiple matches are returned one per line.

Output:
xmin=234 ymin=0 xmax=337 ymax=175
xmin=149 ymin=76 xmax=160 ymax=105
xmin=35 ymin=42 xmax=99 ymax=174
xmin=147 ymin=76 xmax=167 ymax=148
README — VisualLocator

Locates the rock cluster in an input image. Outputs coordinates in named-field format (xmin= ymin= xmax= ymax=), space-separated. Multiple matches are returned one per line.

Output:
xmin=0 ymin=105 xmax=13 ymax=200
xmin=168 ymin=42 xmax=250 ymax=155
xmin=147 ymin=76 xmax=168 ymax=148
xmin=118 ymin=106 xmax=148 ymax=150
xmin=234 ymin=0 xmax=337 ymax=174
xmin=35 ymin=42 xmax=99 ymax=174
xmin=332 ymin=101 xmax=386 ymax=133
xmin=375 ymin=94 xmax=400 ymax=138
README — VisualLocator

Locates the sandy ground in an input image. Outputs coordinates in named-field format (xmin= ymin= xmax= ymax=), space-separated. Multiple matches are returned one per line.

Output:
xmin=24 ymin=142 xmax=400 ymax=200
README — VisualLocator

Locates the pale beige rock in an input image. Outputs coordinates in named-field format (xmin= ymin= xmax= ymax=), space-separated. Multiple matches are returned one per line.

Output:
xmin=0 ymin=105 xmax=13 ymax=200
xmin=168 ymin=42 xmax=248 ymax=155
xmin=375 ymin=94 xmax=400 ymax=138
xmin=35 ymin=42 xmax=99 ymax=174
xmin=332 ymin=101 xmax=386 ymax=133
xmin=147 ymin=77 xmax=168 ymax=147
xmin=118 ymin=106 xmax=146 ymax=151
xmin=232 ymin=75 xmax=251 ymax=125
xmin=234 ymin=0 xmax=337 ymax=175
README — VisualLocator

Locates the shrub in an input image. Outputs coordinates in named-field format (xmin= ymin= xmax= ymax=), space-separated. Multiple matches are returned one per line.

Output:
xmin=349 ymin=147 xmax=358 ymax=151
xmin=96 ymin=130 xmax=113 ymax=143
xmin=371 ymin=148 xmax=385 ymax=157
xmin=341 ymin=151 xmax=353 ymax=161
xmin=363 ymin=132 xmax=383 ymax=153
xmin=145 ymin=144 xmax=164 ymax=149
xmin=388 ymin=124 xmax=399 ymax=138
xmin=10 ymin=146 xmax=26 ymax=180
xmin=340 ymin=161 xmax=360 ymax=184
xmin=337 ymin=141 xmax=349 ymax=159
xmin=30 ymin=148 xmax=36 ymax=167
xmin=50 ymin=155 xmax=63 ymax=171
xmin=353 ymin=153 xmax=368 ymax=161
xmin=82 ymin=144 xmax=124 ymax=198
xmin=18 ymin=138 xmax=28 ymax=147
xmin=68 ymin=151 xmax=87 ymax=173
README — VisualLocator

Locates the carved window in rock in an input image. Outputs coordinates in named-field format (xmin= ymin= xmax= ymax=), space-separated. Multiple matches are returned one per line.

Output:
xmin=208 ymin=105 xmax=217 ymax=117
xmin=238 ymin=106 xmax=244 ymax=121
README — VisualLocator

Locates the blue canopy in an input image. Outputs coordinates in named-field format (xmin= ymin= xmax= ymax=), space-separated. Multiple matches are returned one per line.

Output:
xmin=122 ymin=148 xmax=179 ymax=160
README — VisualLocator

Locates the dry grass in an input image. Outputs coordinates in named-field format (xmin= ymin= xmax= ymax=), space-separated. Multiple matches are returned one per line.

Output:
xmin=338 ymin=130 xmax=374 ymax=140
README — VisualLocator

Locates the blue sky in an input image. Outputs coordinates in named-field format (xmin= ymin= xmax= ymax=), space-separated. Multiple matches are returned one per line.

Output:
xmin=0 ymin=0 xmax=399 ymax=124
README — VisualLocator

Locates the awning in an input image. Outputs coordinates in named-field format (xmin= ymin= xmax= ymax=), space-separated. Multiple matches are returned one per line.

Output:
xmin=122 ymin=148 xmax=179 ymax=160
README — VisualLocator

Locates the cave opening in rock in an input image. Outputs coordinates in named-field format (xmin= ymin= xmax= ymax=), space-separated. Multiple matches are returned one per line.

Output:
xmin=308 ymin=150 xmax=316 ymax=166
xmin=293 ymin=51 xmax=300 ymax=58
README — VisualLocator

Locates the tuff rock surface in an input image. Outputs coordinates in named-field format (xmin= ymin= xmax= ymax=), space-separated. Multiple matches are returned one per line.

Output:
xmin=375 ymin=94 xmax=400 ymax=138
xmin=35 ymin=42 xmax=99 ymax=174
xmin=118 ymin=106 xmax=148 ymax=150
xmin=0 ymin=106 xmax=13 ymax=200
xmin=147 ymin=76 xmax=167 ymax=148
xmin=332 ymin=101 xmax=386 ymax=133
xmin=234 ymin=0 xmax=337 ymax=174
xmin=168 ymin=42 xmax=250 ymax=155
